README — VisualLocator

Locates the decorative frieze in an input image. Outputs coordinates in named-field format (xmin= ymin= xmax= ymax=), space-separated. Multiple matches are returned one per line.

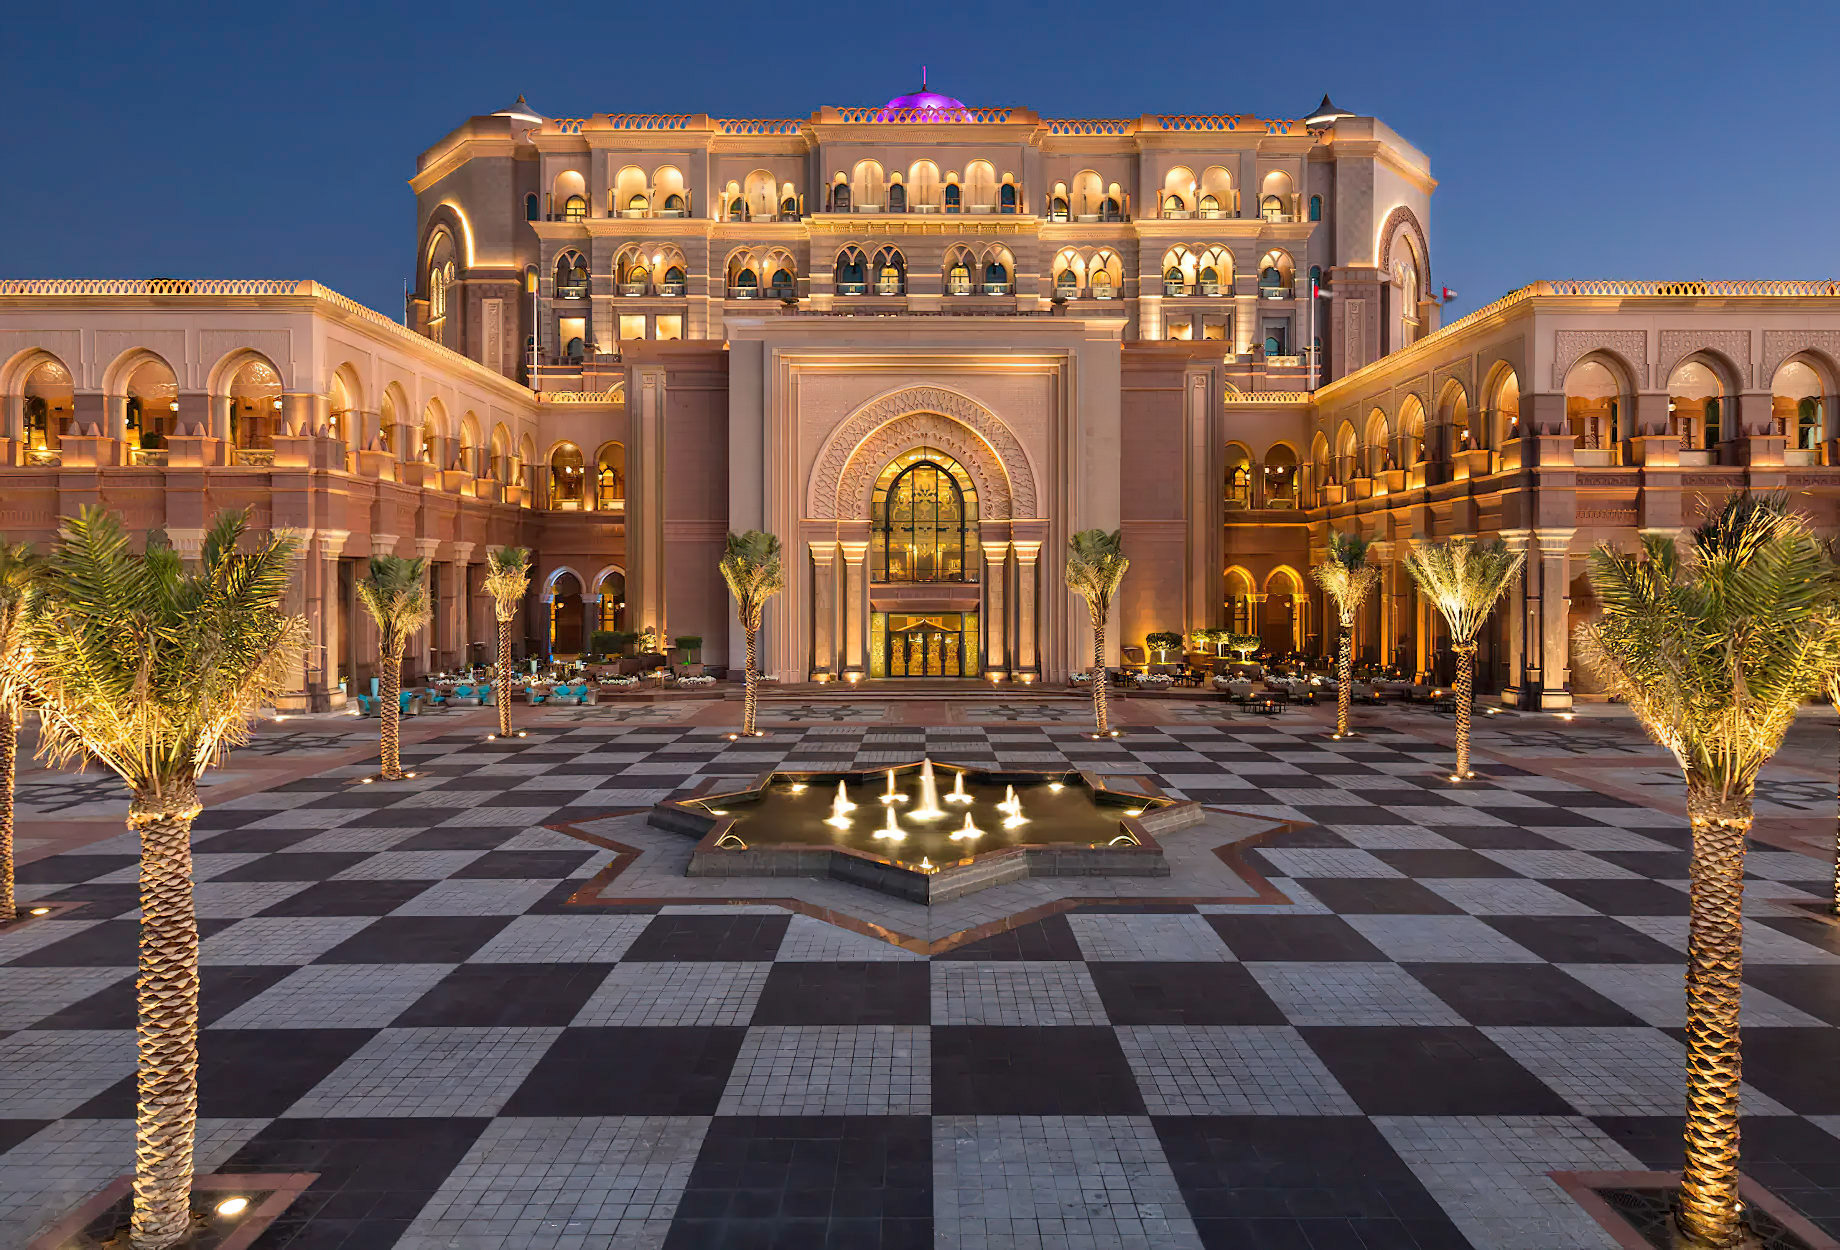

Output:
xmin=1658 ymin=329 xmax=1752 ymax=388
xmin=1552 ymin=330 xmax=1647 ymax=389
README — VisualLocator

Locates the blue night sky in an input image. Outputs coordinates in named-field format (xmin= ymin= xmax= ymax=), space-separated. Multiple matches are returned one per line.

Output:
xmin=1 ymin=0 xmax=1832 ymax=320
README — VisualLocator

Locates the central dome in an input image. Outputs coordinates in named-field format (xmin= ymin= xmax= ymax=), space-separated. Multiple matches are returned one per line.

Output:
xmin=880 ymin=71 xmax=967 ymax=118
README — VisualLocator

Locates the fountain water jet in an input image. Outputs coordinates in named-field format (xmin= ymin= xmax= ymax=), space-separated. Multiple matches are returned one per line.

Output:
xmin=832 ymin=780 xmax=856 ymax=813
xmin=945 ymin=770 xmax=972 ymax=804
xmin=950 ymin=813 xmax=984 ymax=841
xmin=874 ymin=806 xmax=906 ymax=842
xmin=909 ymin=760 xmax=947 ymax=820
xmin=879 ymin=769 xmax=908 ymax=805
xmin=997 ymin=785 xmax=1022 ymax=817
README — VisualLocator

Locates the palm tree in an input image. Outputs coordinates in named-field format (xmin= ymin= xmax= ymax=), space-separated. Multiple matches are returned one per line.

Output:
xmin=482 ymin=546 xmax=531 ymax=738
xmin=356 ymin=555 xmax=432 ymax=779
xmin=1576 ymin=493 xmax=1840 ymax=1247
xmin=1310 ymin=530 xmax=1380 ymax=739
xmin=719 ymin=531 xmax=784 ymax=737
xmin=1404 ymin=537 xmax=1525 ymax=779
xmin=1065 ymin=529 xmax=1129 ymax=737
xmin=22 ymin=507 xmax=303 ymax=1250
xmin=0 ymin=541 xmax=41 ymax=922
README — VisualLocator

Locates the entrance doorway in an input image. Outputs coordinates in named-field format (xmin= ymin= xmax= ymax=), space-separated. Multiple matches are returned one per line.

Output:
xmin=871 ymin=611 xmax=980 ymax=677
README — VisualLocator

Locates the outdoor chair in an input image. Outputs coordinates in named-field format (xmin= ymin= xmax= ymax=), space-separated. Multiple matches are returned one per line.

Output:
xmin=1351 ymin=681 xmax=1385 ymax=705
xmin=1225 ymin=679 xmax=1256 ymax=705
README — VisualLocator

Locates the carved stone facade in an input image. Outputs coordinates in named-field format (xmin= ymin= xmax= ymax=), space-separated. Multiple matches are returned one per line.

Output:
xmin=1658 ymin=329 xmax=1753 ymax=387
xmin=808 ymin=385 xmax=1037 ymax=520
xmin=1553 ymin=330 xmax=1648 ymax=389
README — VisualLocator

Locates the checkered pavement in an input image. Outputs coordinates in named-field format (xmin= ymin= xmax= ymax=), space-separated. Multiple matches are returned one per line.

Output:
xmin=4 ymin=719 xmax=1840 ymax=1250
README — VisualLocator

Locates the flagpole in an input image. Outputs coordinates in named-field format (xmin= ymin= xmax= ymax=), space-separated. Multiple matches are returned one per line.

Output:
xmin=1309 ymin=278 xmax=1318 ymax=392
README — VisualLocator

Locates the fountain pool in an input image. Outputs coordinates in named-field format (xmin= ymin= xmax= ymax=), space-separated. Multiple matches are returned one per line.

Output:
xmin=649 ymin=760 xmax=1201 ymax=903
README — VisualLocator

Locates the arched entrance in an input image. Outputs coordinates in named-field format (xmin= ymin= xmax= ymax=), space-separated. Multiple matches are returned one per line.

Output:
xmin=867 ymin=447 xmax=980 ymax=677
xmin=549 ymin=572 xmax=584 ymax=656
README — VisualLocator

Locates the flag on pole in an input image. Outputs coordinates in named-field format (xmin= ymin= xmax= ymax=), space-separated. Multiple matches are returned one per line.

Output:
xmin=1440 ymin=286 xmax=1458 ymax=303
xmin=1312 ymin=278 xmax=1333 ymax=299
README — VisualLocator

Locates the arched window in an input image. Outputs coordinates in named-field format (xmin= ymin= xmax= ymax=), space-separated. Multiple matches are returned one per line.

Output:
xmin=831 ymin=183 xmax=851 ymax=212
xmin=1199 ymin=194 xmax=1221 ymax=219
xmin=1265 ymin=445 xmax=1298 ymax=506
xmin=947 ymin=263 xmax=971 ymax=296
xmin=1199 ymin=266 xmax=1221 ymax=297
xmin=549 ymin=443 xmax=585 ymax=509
xmin=525 ymin=193 xmax=539 ymax=221
xmin=769 ymin=268 xmax=795 ymax=298
xmin=1308 ymin=265 xmax=1322 ymax=294
xmin=835 ymin=248 xmax=866 ymax=294
xmin=733 ymin=268 xmax=759 ymax=298
xmin=1163 ymin=194 xmax=1186 ymax=218
xmin=1308 ymin=195 xmax=1322 ymax=222
xmin=1091 ymin=270 xmax=1115 ymax=299
xmin=1164 ymin=266 xmax=1186 ymax=297
xmin=873 ymin=248 xmax=905 ymax=295
xmin=555 ymin=252 xmax=587 ymax=299
xmin=999 ymin=183 xmax=1017 ymax=212
xmin=661 ymin=265 xmax=686 ymax=295
xmin=871 ymin=449 xmax=979 ymax=584
xmin=1224 ymin=445 xmax=1252 ymax=508
xmin=888 ymin=183 xmax=907 ymax=213
xmin=729 ymin=196 xmax=746 ymax=220
xmin=1799 ymin=397 xmax=1824 ymax=450
xmin=1049 ymin=196 xmax=1069 ymax=221
xmin=1100 ymin=196 xmax=1121 ymax=220
xmin=661 ymin=193 xmax=686 ymax=216
xmin=781 ymin=195 xmax=798 ymax=218
xmin=626 ymin=193 xmax=650 ymax=216
xmin=595 ymin=442 xmax=625 ymax=508
xmin=564 ymin=337 xmax=585 ymax=362
xmin=1260 ymin=194 xmax=1285 ymax=222
xmin=943 ymin=184 xmax=961 ymax=212
xmin=1055 ymin=269 xmax=1079 ymax=299
xmin=563 ymin=195 xmax=587 ymax=222
xmin=983 ymin=260 xmax=1008 ymax=294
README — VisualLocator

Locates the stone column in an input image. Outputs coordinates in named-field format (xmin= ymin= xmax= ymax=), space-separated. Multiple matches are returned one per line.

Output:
xmin=277 ymin=528 xmax=315 ymax=710
xmin=840 ymin=541 xmax=868 ymax=676
xmin=1534 ymin=529 xmax=1575 ymax=709
xmin=810 ymin=542 xmax=838 ymax=676
xmin=1498 ymin=530 xmax=1530 ymax=707
xmin=317 ymin=530 xmax=350 ymax=706
xmin=413 ymin=538 xmax=442 ymax=681
xmin=1014 ymin=541 xmax=1041 ymax=678
xmin=449 ymin=542 xmax=475 ymax=672
xmin=982 ymin=541 xmax=1010 ymax=676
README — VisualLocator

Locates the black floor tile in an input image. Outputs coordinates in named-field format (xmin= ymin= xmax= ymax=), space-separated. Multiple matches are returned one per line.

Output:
xmin=622 ymin=914 xmax=791 ymax=961
xmin=449 ymin=850 xmax=596 ymax=879
xmin=391 ymin=962 xmax=613 ymax=1027
xmin=1548 ymin=877 xmax=1689 ymax=916
xmin=214 ymin=851 xmax=379 ymax=882
xmin=256 ymin=880 xmax=435 ymax=917
xmin=1722 ymin=1029 xmax=1840 ymax=1114
xmin=12 ymin=917 xmax=233 ymax=966
xmin=502 ymin=1026 xmax=745 ymax=1116
xmin=0 ymin=1119 xmax=52 ymax=1156
xmin=932 ymin=913 xmax=1087 ymax=961
xmin=751 ymin=962 xmax=929 ymax=1026
xmin=389 ymin=825 xmax=519 ymax=851
xmin=32 ymin=964 xmax=290 ymax=1030
xmin=15 ymin=855 xmax=137 ymax=884
xmin=76 ymin=1028 xmax=376 ymax=1118
xmin=1436 ymin=825 xmax=1567 ymax=851
xmin=219 ymin=1116 xmax=490 ymax=1230
xmin=1203 ymin=916 xmax=1386 ymax=962
xmin=1088 ymin=961 xmax=1286 ymax=1025
xmin=1753 ymin=914 xmax=1840 ymax=959
xmin=1743 ymin=965 xmax=1840 ymax=1027
xmin=32 ymin=882 xmax=142 ymax=919
xmin=1371 ymin=849 xmax=1523 ymax=878
xmin=665 ymin=1116 xmax=931 ymax=1250
xmin=1403 ymin=962 xmax=1645 ymax=1027
xmin=191 ymin=828 xmax=319 ymax=854
xmin=930 ymin=1025 xmax=1144 ymax=1115
xmin=315 ymin=915 xmax=512 ymax=964
xmin=1290 ymin=878 xmax=1465 ymax=915
xmin=1482 ymin=915 xmax=1682 ymax=963
xmin=1299 ymin=1025 xmax=1575 ymax=1116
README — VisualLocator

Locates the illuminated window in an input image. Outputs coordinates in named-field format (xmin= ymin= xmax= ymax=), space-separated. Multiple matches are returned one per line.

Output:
xmin=871 ymin=449 xmax=979 ymax=584
xmin=618 ymin=315 xmax=646 ymax=340
xmin=655 ymin=315 xmax=683 ymax=340
xmin=1049 ymin=196 xmax=1069 ymax=221
xmin=1199 ymin=194 xmax=1221 ymax=219
xmin=595 ymin=442 xmax=625 ymax=507
xmin=563 ymin=195 xmax=587 ymax=222
xmin=768 ymin=268 xmax=794 ymax=298
xmin=549 ymin=443 xmax=585 ymax=509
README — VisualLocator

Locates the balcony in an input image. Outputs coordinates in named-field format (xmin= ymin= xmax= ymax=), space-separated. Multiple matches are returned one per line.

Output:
xmin=1260 ymin=286 xmax=1294 ymax=300
xmin=656 ymin=207 xmax=687 ymax=218
xmin=620 ymin=208 xmax=649 ymax=220
xmin=1262 ymin=210 xmax=1296 ymax=224
xmin=946 ymin=278 xmax=971 ymax=296
xmin=1163 ymin=208 xmax=1193 ymax=220
xmin=1199 ymin=207 xmax=1228 ymax=220
xmin=556 ymin=284 xmax=588 ymax=300
xmin=130 ymin=448 xmax=168 ymax=467
xmin=857 ymin=203 xmax=882 ymax=213
xmin=874 ymin=279 xmax=903 ymax=296
xmin=837 ymin=282 xmax=867 ymax=296
xmin=982 ymin=281 xmax=1011 ymax=296
xmin=1091 ymin=286 xmax=1118 ymax=300
xmin=1199 ymin=281 xmax=1222 ymax=298
xmin=659 ymin=281 xmax=686 ymax=297
xmin=1164 ymin=281 xmax=1188 ymax=298
xmin=729 ymin=285 xmax=758 ymax=300
xmin=912 ymin=204 xmax=940 ymax=214
xmin=619 ymin=282 xmax=647 ymax=297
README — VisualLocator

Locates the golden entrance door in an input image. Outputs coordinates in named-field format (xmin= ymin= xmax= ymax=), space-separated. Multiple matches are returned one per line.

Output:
xmin=871 ymin=612 xmax=980 ymax=677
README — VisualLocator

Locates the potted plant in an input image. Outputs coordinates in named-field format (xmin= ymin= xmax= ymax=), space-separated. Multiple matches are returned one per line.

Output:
xmin=1145 ymin=631 xmax=1183 ymax=664
xmin=588 ymin=629 xmax=618 ymax=660
xmin=673 ymin=634 xmax=704 ymax=675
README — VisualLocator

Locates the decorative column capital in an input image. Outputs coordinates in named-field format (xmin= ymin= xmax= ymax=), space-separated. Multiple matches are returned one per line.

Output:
xmin=450 ymin=541 xmax=476 ymax=564
xmin=316 ymin=528 xmax=351 ymax=558
xmin=838 ymin=541 xmax=869 ymax=565
xmin=370 ymin=532 xmax=400 ymax=557
xmin=980 ymin=540 xmax=1011 ymax=561
xmin=413 ymin=537 xmax=443 ymax=562
xmin=1012 ymin=541 xmax=1042 ymax=564
xmin=808 ymin=540 xmax=839 ymax=565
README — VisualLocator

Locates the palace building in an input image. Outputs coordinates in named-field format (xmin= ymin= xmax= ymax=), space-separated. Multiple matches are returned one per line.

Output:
xmin=3 ymin=85 xmax=1838 ymax=707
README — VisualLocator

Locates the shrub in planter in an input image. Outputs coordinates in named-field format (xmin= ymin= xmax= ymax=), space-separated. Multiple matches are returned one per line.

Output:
xmin=1225 ymin=632 xmax=1261 ymax=661
xmin=588 ymin=629 xmax=618 ymax=657
xmin=673 ymin=634 xmax=704 ymax=664
xmin=1146 ymin=631 xmax=1184 ymax=663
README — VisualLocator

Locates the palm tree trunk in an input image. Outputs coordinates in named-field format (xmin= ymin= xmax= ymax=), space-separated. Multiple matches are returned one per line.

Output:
xmin=1677 ymin=784 xmax=1750 ymax=1248
xmin=742 ymin=629 xmax=759 ymax=736
xmin=1335 ymin=618 xmax=1353 ymax=737
xmin=129 ymin=783 xmax=201 ymax=1250
xmin=1452 ymin=642 xmax=1476 ymax=778
xmin=1091 ymin=617 xmax=1109 ymax=735
xmin=0 ymin=703 xmax=15 ymax=920
xmin=495 ymin=616 xmax=513 ymax=737
xmin=1832 ymin=715 xmax=1839 ymax=917
xmin=380 ymin=650 xmax=403 ymax=779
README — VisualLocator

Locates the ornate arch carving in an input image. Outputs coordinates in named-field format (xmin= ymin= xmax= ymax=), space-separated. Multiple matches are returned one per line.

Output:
xmin=808 ymin=385 xmax=1038 ymax=520
xmin=1376 ymin=205 xmax=1430 ymax=288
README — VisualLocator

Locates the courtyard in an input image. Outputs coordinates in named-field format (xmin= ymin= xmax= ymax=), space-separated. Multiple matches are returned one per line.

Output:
xmin=3 ymin=694 xmax=1839 ymax=1250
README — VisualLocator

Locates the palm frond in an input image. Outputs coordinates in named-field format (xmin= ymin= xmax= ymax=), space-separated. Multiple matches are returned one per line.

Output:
xmin=1404 ymin=537 xmax=1525 ymax=645
xmin=482 ymin=546 xmax=532 ymax=623
xmin=21 ymin=506 xmax=306 ymax=796
xmin=1310 ymin=529 xmax=1380 ymax=624
xmin=1064 ymin=529 xmax=1128 ymax=625
xmin=1576 ymin=492 xmax=1840 ymax=799
xmin=720 ymin=531 xmax=785 ymax=630
xmin=356 ymin=555 xmax=433 ymax=659
xmin=0 ymin=540 xmax=45 ymax=716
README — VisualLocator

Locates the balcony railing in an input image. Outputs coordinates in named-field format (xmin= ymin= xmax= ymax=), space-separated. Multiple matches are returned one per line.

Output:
xmin=1262 ymin=210 xmax=1296 ymax=224
xmin=874 ymin=279 xmax=903 ymax=295
xmin=1260 ymin=285 xmax=1294 ymax=300
xmin=729 ymin=285 xmax=758 ymax=299
xmin=619 ymin=282 xmax=646 ymax=297
xmin=1055 ymin=285 xmax=1079 ymax=300
xmin=620 ymin=208 xmax=648 ymax=219
xmin=130 ymin=448 xmax=168 ymax=466
xmin=1199 ymin=207 xmax=1228 ymax=220
xmin=234 ymin=447 xmax=276 ymax=467
xmin=1199 ymin=281 xmax=1221 ymax=297
xmin=837 ymin=281 xmax=867 ymax=296
xmin=1164 ymin=281 xmax=1188 ymax=297
xmin=1163 ymin=208 xmax=1193 ymax=220
xmin=982 ymin=281 xmax=1011 ymax=296
xmin=946 ymin=278 xmax=971 ymax=296
xmin=556 ymin=284 xmax=588 ymax=300
xmin=1091 ymin=286 xmax=1118 ymax=300
xmin=659 ymin=281 xmax=686 ymax=296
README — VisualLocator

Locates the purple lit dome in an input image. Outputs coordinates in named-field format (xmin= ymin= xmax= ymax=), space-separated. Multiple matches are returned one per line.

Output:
xmin=881 ymin=71 xmax=967 ymax=118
